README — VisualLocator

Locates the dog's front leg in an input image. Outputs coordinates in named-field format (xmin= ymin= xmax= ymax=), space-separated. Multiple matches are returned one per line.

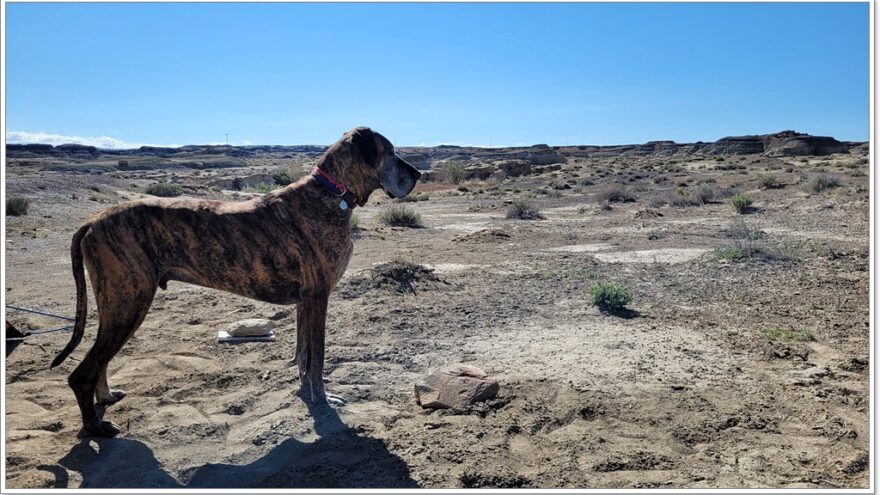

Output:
xmin=296 ymin=291 xmax=345 ymax=406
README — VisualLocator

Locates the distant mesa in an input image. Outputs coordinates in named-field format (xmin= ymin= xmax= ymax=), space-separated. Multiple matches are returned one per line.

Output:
xmin=710 ymin=130 xmax=849 ymax=156
xmin=5 ymin=131 xmax=860 ymax=168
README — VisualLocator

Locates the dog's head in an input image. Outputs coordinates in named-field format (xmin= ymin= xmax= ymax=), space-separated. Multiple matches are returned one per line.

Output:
xmin=345 ymin=127 xmax=421 ymax=201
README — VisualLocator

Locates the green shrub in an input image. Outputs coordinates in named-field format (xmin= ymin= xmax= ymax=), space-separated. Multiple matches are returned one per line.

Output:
xmin=505 ymin=200 xmax=544 ymax=220
xmin=272 ymin=170 xmax=293 ymax=186
xmin=257 ymin=183 xmax=274 ymax=194
xmin=349 ymin=213 xmax=362 ymax=238
xmin=723 ymin=219 xmax=765 ymax=241
xmin=596 ymin=184 xmax=636 ymax=203
xmin=714 ymin=245 xmax=753 ymax=261
xmin=757 ymin=173 xmax=781 ymax=189
xmin=670 ymin=190 xmax=697 ymax=207
xmin=378 ymin=205 xmax=423 ymax=228
xmin=6 ymin=197 xmax=29 ymax=216
xmin=145 ymin=183 xmax=182 ymax=197
xmin=690 ymin=183 xmax=718 ymax=205
xmin=730 ymin=193 xmax=753 ymax=214
xmin=589 ymin=282 xmax=633 ymax=311
xmin=716 ymin=220 xmax=800 ymax=263
xmin=444 ymin=162 xmax=467 ymax=185
xmin=762 ymin=327 xmax=815 ymax=342
xmin=651 ymin=186 xmax=711 ymax=208
xmin=806 ymin=175 xmax=841 ymax=193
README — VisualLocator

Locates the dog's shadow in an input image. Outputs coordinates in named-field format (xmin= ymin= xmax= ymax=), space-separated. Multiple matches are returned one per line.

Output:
xmin=47 ymin=400 xmax=417 ymax=488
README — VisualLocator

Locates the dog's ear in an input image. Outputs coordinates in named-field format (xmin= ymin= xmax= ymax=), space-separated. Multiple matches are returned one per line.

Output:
xmin=351 ymin=127 xmax=378 ymax=166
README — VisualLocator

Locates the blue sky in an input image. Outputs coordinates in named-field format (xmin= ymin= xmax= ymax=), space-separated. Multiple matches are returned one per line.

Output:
xmin=5 ymin=2 xmax=870 ymax=148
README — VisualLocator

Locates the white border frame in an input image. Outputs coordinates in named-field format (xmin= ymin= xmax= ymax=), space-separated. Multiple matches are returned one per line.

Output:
xmin=1 ymin=1 xmax=875 ymax=494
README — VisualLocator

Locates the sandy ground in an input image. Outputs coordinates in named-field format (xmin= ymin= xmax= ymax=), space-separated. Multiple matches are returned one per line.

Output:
xmin=4 ymin=153 xmax=871 ymax=488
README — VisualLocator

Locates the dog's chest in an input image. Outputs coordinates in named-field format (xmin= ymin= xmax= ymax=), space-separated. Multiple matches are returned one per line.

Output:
xmin=330 ymin=239 xmax=354 ymax=286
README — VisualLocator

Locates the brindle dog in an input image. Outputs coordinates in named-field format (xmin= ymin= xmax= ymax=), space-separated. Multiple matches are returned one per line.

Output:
xmin=51 ymin=127 xmax=421 ymax=437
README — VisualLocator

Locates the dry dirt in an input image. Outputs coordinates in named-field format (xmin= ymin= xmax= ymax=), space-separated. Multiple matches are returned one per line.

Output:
xmin=4 ymin=151 xmax=871 ymax=489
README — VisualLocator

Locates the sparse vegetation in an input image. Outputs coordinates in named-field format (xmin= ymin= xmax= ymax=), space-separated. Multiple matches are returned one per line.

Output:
xmin=272 ymin=170 xmax=293 ymax=186
xmin=715 ymin=220 xmax=800 ymax=263
xmin=723 ymin=219 xmax=765 ymax=241
xmin=690 ymin=183 xmax=719 ymax=205
xmin=378 ymin=205 xmax=424 ymax=228
xmin=715 ymin=162 xmax=746 ymax=171
xmin=596 ymin=184 xmax=636 ymax=203
xmin=145 ymin=183 xmax=182 ymax=197
xmin=444 ymin=162 xmax=467 ymax=185
xmin=6 ymin=197 xmax=30 ymax=216
xmin=349 ymin=212 xmax=362 ymax=239
xmin=762 ymin=327 xmax=815 ymax=342
xmin=757 ymin=173 xmax=781 ymax=189
xmin=806 ymin=175 xmax=841 ymax=193
xmin=506 ymin=200 xmax=544 ymax=220
xmin=651 ymin=184 xmax=720 ymax=208
xmin=716 ymin=219 xmax=762 ymax=261
xmin=257 ymin=183 xmax=274 ymax=194
xmin=730 ymin=193 xmax=753 ymax=214
xmin=714 ymin=245 xmax=754 ymax=262
xmin=589 ymin=282 xmax=633 ymax=312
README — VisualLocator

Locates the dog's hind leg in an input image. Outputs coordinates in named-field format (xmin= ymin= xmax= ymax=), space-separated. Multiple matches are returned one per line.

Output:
xmin=95 ymin=368 xmax=126 ymax=405
xmin=71 ymin=278 xmax=155 ymax=437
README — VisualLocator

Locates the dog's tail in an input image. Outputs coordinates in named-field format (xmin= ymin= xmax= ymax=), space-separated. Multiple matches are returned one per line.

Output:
xmin=51 ymin=224 xmax=90 ymax=368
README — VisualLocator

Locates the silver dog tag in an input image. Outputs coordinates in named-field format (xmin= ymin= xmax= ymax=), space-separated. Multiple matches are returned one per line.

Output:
xmin=339 ymin=200 xmax=349 ymax=210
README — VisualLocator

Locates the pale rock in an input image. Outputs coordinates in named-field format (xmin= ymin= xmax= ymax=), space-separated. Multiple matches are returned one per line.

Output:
xmin=415 ymin=364 xmax=499 ymax=410
xmin=228 ymin=318 xmax=274 ymax=337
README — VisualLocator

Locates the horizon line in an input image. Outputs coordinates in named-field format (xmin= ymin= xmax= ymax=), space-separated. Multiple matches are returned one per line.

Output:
xmin=4 ymin=129 xmax=867 ymax=152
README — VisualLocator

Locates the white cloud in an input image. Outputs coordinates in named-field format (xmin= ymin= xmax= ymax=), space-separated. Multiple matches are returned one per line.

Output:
xmin=413 ymin=141 xmax=505 ymax=148
xmin=5 ymin=131 xmax=179 ymax=149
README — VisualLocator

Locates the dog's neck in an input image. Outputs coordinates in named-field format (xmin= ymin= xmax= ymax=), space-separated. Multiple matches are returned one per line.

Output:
xmin=271 ymin=177 xmax=352 ymax=224
xmin=313 ymin=152 xmax=378 ymax=206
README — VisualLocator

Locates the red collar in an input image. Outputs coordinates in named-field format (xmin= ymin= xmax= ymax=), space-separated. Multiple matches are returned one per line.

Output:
xmin=310 ymin=167 xmax=360 ymax=210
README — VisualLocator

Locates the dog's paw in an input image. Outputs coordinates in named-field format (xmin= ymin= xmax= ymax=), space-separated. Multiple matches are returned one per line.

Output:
xmin=79 ymin=420 xmax=121 ymax=438
xmin=325 ymin=393 xmax=347 ymax=407
xmin=96 ymin=389 xmax=126 ymax=406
